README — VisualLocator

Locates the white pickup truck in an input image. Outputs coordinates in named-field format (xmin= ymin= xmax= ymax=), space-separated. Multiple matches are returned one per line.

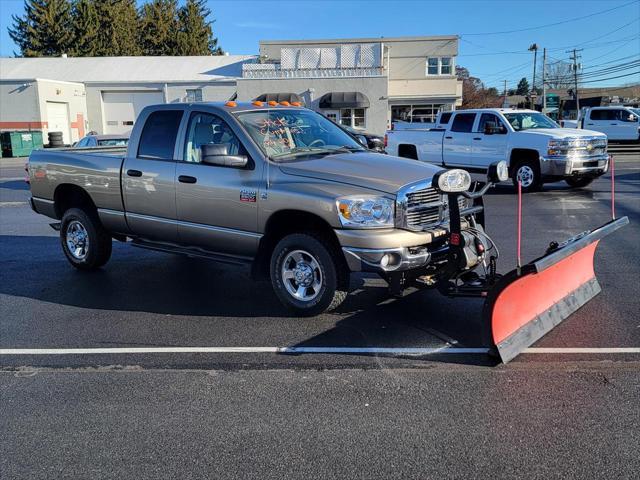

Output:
xmin=386 ymin=108 xmax=609 ymax=192
xmin=573 ymin=106 xmax=640 ymax=142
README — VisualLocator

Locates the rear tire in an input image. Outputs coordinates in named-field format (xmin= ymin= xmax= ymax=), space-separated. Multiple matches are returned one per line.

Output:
xmin=270 ymin=233 xmax=348 ymax=316
xmin=565 ymin=176 xmax=594 ymax=188
xmin=60 ymin=207 xmax=112 ymax=270
xmin=511 ymin=159 xmax=542 ymax=193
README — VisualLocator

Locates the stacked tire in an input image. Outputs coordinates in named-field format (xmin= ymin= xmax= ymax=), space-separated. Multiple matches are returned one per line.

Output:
xmin=48 ymin=131 xmax=64 ymax=148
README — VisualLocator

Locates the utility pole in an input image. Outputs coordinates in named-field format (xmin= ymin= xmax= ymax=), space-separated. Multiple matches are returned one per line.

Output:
xmin=503 ymin=79 xmax=508 ymax=107
xmin=568 ymin=48 xmax=583 ymax=116
xmin=542 ymin=48 xmax=547 ymax=111
xmin=528 ymin=43 xmax=538 ymax=109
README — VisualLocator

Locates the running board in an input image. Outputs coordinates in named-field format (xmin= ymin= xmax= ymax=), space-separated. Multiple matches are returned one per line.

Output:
xmin=130 ymin=239 xmax=252 ymax=266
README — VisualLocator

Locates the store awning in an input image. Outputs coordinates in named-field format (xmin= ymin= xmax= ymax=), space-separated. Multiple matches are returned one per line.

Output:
xmin=319 ymin=92 xmax=370 ymax=109
xmin=255 ymin=92 xmax=303 ymax=104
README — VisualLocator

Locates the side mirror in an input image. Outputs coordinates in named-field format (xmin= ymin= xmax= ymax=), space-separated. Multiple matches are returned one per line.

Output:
xmin=201 ymin=143 xmax=248 ymax=168
xmin=627 ymin=114 xmax=637 ymax=123
xmin=356 ymin=135 xmax=368 ymax=147
xmin=487 ymin=160 xmax=509 ymax=183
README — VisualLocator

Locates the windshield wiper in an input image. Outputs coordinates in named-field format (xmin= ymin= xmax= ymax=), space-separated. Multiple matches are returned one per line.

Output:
xmin=270 ymin=147 xmax=334 ymax=160
xmin=325 ymin=145 xmax=366 ymax=154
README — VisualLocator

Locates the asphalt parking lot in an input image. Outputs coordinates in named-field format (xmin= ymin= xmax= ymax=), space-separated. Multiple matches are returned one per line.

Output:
xmin=1 ymin=150 xmax=639 ymax=479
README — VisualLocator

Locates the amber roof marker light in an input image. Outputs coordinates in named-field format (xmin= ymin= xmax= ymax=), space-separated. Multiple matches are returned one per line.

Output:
xmin=225 ymin=101 xmax=237 ymax=107
xmin=267 ymin=100 xmax=278 ymax=107
xmin=252 ymin=101 xmax=264 ymax=107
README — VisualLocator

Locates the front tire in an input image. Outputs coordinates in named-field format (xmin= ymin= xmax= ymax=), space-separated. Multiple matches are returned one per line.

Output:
xmin=270 ymin=233 xmax=348 ymax=316
xmin=512 ymin=159 xmax=542 ymax=192
xmin=60 ymin=207 xmax=112 ymax=270
xmin=565 ymin=176 xmax=595 ymax=188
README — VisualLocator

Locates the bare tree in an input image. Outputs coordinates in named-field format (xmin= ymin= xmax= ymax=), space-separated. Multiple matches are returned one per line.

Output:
xmin=546 ymin=61 xmax=574 ymax=89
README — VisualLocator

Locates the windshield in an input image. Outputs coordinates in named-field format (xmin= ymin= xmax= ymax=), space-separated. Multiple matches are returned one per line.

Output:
xmin=503 ymin=112 xmax=558 ymax=131
xmin=234 ymin=109 xmax=365 ymax=161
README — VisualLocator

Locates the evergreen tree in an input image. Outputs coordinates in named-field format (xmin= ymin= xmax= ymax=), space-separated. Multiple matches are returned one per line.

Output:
xmin=70 ymin=0 xmax=100 ymax=56
xmin=139 ymin=0 xmax=179 ymax=55
xmin=94 ymin=0 xmax=141 ymax=56
xmin=9 ymin=0 xmax=74 ymax=57
xmin=176 ymin=0 xmax=223 ymax=55
xmin=516 ymin=77 xmax=530 ymax=96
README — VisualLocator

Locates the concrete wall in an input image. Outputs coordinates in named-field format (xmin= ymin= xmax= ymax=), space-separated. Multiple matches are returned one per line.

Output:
xmin=85 ymin=81 xmax=237 ymax=134
xmin=0 ymin=80 xmax=42 ymax=131
xmin=236 ymin=76 xmax=389 ymax=135
xmin=0 ymin=79 xmax=87 ymax=143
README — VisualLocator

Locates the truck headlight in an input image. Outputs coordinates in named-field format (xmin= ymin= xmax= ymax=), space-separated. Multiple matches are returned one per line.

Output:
xmin=433 ymin=169 xmax=471 ymax=193
xmin=337 ymin=196 xmax=394 ymax=228
xmin=547 ymin=139 xmax=569 ymax=156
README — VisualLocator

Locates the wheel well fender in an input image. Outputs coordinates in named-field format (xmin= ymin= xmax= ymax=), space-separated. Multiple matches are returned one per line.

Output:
xmin=251 ymin=210 xmax=344 ymax=280
xmin=53 ymin=184 xmax=97 ymax=219
xmin=509 ymin=149 xmax=540 ymax=174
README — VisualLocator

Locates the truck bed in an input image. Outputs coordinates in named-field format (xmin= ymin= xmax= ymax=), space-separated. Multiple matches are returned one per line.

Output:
xmin=28 ymin=148 xmax=126 ymax=215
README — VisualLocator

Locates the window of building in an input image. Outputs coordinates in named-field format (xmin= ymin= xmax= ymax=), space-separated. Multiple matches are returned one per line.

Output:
xmin=451 ymin=113 xmax=476 ymax=133
xmin=186 ymin=89 xmax=203 ymax=103
xmin=137 ymin=110 xmax=183 ymax=160
xmin=426 ymin=57 xmax=454 ymax=75
xmin=441 ymin=57 xmax=452 ymax=75
xmin=391 ymin=104 xmax=451 ymax=124
xmin=427 ymin=58 xmax=439 ymax=75
xmin=339 ymin=108 xmax=366 ymax=128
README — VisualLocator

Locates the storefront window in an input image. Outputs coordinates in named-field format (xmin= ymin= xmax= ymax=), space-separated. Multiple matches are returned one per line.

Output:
xmin=339 ymin=108 xmax=366 ymax=128
xmin=391 ymin=104 xmax=451 ymax=124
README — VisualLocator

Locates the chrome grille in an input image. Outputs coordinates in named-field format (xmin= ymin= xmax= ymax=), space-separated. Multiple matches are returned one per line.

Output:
xmin=397 ymin=182 xmax=446 ymax=231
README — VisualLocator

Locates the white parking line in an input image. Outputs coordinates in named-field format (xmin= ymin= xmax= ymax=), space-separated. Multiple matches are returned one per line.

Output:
xmin=0 ymin=346 xmax=639 ymax=356
xmin=0 ymin=202 xmax=27 ymax=207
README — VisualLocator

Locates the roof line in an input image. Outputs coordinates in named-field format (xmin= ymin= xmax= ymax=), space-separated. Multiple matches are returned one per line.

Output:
xmin=260 ymin=35 xmax=458 ymax=45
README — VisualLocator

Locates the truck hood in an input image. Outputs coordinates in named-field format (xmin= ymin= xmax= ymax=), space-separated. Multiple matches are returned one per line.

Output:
xmin=277 ymin=152 xmax=442 ymax=194
xmin=520 ymin=128 xmax=606 ymax=139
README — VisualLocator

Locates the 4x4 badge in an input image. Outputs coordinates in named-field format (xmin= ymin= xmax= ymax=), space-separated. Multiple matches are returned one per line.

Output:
xmin=240 ymin=190 xmax=257 ymax=202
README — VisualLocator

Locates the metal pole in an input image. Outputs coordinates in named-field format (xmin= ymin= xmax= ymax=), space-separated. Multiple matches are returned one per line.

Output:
xmin=542 ymin=48 xmax=547 ymax=111
xmin=568 ymin=48 xmax=583 ymax=117
xmin=503 ymin=79 xmax=507 ymax=107
xmin=529 ymin=44 xmax=538 ymax=109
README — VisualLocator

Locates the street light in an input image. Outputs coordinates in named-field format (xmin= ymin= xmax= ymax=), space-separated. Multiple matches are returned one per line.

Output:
xmin=528 ymin=44 xmax=539 ymax=109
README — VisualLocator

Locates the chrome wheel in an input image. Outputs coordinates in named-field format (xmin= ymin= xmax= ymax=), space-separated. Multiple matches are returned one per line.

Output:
xmin=65 ymin=220 xmax=89 ymax=260
xmin=281 ymin=249 xmax=323 ymax=302
xmin=516 ymin=165 xmax=535 ymax=188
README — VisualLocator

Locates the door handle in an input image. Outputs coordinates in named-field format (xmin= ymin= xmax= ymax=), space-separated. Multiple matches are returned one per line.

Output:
xmin=610 ymin=123 xmax=618 ymax=125
xmin=445 ymin=136 xmax=453 ymax=139
xmin=178 ymin=175 xmax=197 ymax=184
xmin=586 ymin=123 xmax=594 ymax=125
xmin=473 ymin=137 xmax=482 ymax=140
xmin=126 ymin=169 xmax=142 ymax=177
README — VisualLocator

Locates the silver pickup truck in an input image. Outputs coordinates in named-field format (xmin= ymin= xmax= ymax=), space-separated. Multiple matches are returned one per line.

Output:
xmin=29 ymin=102 xmax=507 ymax=315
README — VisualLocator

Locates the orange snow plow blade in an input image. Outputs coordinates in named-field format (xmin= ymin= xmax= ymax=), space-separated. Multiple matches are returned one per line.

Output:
xmin=482 ymin=217 xmax=628 ymax=363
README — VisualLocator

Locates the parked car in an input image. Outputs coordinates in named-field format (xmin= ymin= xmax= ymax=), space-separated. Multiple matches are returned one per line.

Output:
xmin=341 ymin=125 xmax=385 ymax=152
xmin=576 ymin=106 xmax=640 ymax=142
xmin=74 ymin=133 xmax=130 ymax=148
xmin=28 ymin=102 xmax=507 ymax=316
xmin=386 ymin=108 xmax=609 ymax=192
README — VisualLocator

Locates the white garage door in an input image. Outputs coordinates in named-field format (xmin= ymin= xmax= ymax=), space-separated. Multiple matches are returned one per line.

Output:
xmin=46 ymin=102 xmax=71 ymax=145
xmin=102 ymin=91 xmax=165 ymax=134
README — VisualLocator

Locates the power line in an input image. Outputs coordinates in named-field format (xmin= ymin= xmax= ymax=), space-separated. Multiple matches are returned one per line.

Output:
xmin=459 ymin=0 xmax=639 ymax=36
xmin=579 ymin=70 xmax=640 ymax=84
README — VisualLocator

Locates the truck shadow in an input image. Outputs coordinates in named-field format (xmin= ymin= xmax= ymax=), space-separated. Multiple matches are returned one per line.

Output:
xmin=0 ymin=235 xmax=493 ymax=365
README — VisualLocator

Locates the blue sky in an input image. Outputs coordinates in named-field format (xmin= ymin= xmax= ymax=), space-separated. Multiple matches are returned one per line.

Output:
xmin=1 ymin=0 xmax=639 ymax=89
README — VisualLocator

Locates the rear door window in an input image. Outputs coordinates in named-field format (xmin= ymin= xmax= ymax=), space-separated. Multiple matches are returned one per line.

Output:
xmin=450 ymin=113 xmax=476 ymax=133
xmin=589 ymin=109 xmax=605 ymax=120
xmin=137 ymin=110 xmax=184 ymax=160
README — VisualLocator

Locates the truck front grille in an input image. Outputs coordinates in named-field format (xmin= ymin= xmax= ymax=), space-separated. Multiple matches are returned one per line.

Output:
xmin=398 ymin=183 xmax=445 ymax=231
xmin=398 ymin=182 xmax=469 ymax=231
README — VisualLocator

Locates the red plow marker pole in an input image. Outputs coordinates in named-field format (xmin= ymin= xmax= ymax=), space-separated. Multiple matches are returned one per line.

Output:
xmin=517 ymin=180 xmax=522 ymax=276
xmin=611 ymin=155 xmax=615 ymax=220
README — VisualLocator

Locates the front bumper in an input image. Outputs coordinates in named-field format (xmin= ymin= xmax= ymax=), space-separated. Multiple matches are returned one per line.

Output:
xmin=539 ymin=154 xmax=609 ymax=177
xmin=337 ymin=227 xmax=450 ymax=273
